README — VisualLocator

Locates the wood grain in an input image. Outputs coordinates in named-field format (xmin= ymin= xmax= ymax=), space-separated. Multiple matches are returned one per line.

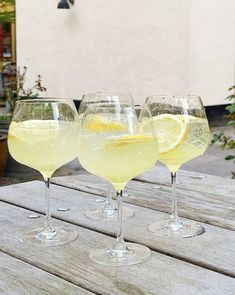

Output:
xmin=0 ymin=202 xmax=234 ymax=295
xmin=0 ymin=251 xmax=94 ymax=295
xmin=135 ymin=166 xmax=235 ymax=198
xmin=51 ymin=173 xmax=235 ymax=230
xmin=0 ymin=180 xmax=234 ymax=278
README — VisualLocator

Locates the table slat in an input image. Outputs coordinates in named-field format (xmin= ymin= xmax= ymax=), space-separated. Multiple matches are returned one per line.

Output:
xmin=135 ymin=166 xmax=235 ymax=197
xmin=0 ymin=181 xmax=234 ymax=278
xmin=0 ymin=251 xmax=93 ymax=295
xmin=52 ymin=173 xmax=235 ymax=230
xmin=0 ymin=202 xmax=234 ymax=295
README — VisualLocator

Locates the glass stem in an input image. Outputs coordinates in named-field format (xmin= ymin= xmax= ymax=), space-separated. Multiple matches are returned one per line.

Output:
xmin=44 ymin=178 xmax=54 ymax=233
xmin=169 ymin=172 xmax=183 ymax=228
xmin=107 ymin=189 xmax=112 ymax=205
xmin=116 ymin=190 xmax=125 ymax=244
xmin=106 ymin=189 xmax=128 ymax=258
xmin=104 ymin=188 xmax=115 ymax=210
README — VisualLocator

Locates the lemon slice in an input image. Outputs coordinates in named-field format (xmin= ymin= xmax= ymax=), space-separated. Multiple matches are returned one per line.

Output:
xmin=177 ymin=114 xmax=197 ymax=123
xmin=106 ymin=134 xmax=154 ymax=147
xmin=142 ymin=114 xmax=187 ymax=153
xmin=8 ymin=120 xmax=60 ymax=142
xmin=84 ymin=115 xmax=127 ymax=132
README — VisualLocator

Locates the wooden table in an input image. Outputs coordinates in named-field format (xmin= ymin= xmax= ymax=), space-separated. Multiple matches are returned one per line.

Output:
xmin=0 ymin=166 xmax=234 ymax=294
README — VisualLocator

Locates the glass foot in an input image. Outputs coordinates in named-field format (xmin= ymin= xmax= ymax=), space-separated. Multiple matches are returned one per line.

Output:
xmin=149 ymin=220 xmax=205 ymax=238
xmin=89 ymin=242 xmax=151 ymax=266
xmin=20 ymin=227 xmax=78 ymax=246
xmin=85 ymin=205 xmax=135 ymax=221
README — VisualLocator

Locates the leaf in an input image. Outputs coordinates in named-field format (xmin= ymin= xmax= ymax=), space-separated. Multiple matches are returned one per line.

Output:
xmin=227 ymin=120 xmax=235 ymax=126
xmin=228 ymin=141 xmax=235 ymax=149
xmin=228 ymin=85 xmax=235 ymax=91
xmin=226 ymin=94 xmax=235 ymax=101
xmin=211 ymin=132 xmax=224 ymax=144
xmin=0 ymin=0 xmax=15 ymax=24
xmin=225 ymin=155 xmax=235 ymax=160
xmin=225 ymin=104 xmax=235 ymax=114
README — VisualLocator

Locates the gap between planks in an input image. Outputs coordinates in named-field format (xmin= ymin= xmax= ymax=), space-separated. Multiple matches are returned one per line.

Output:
xmin=0 ymin=196 xmax=234 ymax=279
xmin=0 ymin=247 xmax=101 ymax=295
xmin=51 ymin=176 xmax=235 ymax=232
xmin=0 ymin=202 xmax=234 ymax=295
xmin=0 ymin=251 xmax=95 ymax=295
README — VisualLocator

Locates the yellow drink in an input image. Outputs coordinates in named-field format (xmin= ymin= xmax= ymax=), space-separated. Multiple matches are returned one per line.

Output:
xmin=78 ymin=133 xmax=158 ymax=191
xmin=8 ymin=120 xmax=78 ymax=178
xmin=159 ymin=116 xmax=210 ymax=172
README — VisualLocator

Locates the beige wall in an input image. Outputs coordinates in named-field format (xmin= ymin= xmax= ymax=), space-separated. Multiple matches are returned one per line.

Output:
xmin=190 ymin=0 xmax=235 ymax=105
xmin=16 ymin=0 xmax=235 ymax=106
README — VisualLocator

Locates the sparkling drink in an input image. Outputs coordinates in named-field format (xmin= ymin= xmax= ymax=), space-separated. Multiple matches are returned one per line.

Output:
xmin=159 ymin=116 xmax=210 ymax=172
xmin=7 ymin=99 xmax=79 ymax=246
xmin=145 ymin=95 xmax=210 ymax=238
xmin=79 ymin=94 xmax=137 ymax=222
xmin=78 ymin=97 xmax=158 ymax=266
xmin=8 ymin=120 xmax=78 ymax=178
xmin=78 ymin=133 xmax=158 ymax=191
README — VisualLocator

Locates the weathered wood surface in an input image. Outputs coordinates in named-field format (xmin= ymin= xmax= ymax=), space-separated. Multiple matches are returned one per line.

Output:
xmin=0 ymin=202 xmax=234 ymax=295
xmin=0 ymin=251 xmax=93 ymax=295
xmin=0 ymin=181 xmax=234 ymax=278
xmin=135 ymin=166 xmax=235 ymax=198
xmin=51 ymin=173 xmax=235 ymax=230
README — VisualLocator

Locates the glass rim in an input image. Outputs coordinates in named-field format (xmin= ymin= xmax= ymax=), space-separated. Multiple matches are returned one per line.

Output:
xmin=81 ymin=91 xmax=133 ymax=98
xmin=81 ymin=102 xmax=135 ymax=115
xmin=146 ymin=94 xmax=202 ymax=100
xmin=95 ymin=91 xmax=133 ymax=96
xmin=15 ymin=98 xmax=75 ymax=104
xmin=93 ymin=92 xmax=134 ymax=102
xmin=145 ymin=95 xmax=204 ymax=106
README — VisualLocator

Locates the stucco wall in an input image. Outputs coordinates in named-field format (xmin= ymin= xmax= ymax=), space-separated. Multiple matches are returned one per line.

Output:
xmin=190 ymin=0 xmax=235 ymax=106
xmin=16 ymin=0 xmax=235 ymax=105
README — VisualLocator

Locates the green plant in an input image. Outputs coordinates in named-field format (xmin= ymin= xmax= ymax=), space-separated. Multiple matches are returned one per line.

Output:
xmin=211 ymin=85 xmax=235 ymax=179
xmin=0 ymin=66 xmax=47 ymax=120
xmin=0 ymin=0 xmax=15 ymax=24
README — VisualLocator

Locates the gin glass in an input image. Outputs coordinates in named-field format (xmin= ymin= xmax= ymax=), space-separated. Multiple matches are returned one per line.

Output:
xmin=145 ymin=95 xmax=210 ymax=238
xmin=8 ymin=99 xmax=79 ymax=246
xmin=78 ymin=95 xmax=159 ymax=265
xmin=78 ymin=92 xmax=135 ymax=221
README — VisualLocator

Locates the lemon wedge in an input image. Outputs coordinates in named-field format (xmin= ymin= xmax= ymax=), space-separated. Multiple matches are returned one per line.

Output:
xmin=8 ymin=120 xmax=61 ymax=142
xmin=142 ymin=114 xmax=187 ymax=153
xmin=106 ymin=134 xmax=155 ymax=147
xmin=177 ymin=114 xmax=197 ymax=123
xmin=84 ymin=115 xmax=127 ymax=132
xmin=7 ymin=132 xmax=18 ymax=142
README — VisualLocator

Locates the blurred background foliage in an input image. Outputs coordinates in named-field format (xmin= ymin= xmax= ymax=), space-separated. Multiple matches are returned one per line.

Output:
xmin=0 ymin=0 xmax=15 ymax=24
xmin=212 ymin=86 xmax=235 ymax=178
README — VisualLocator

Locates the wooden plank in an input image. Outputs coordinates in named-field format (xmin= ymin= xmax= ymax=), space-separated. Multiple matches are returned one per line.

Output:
xmin=51 ymin=174 xmax=235 ymax=230
xmin=0 ymin=252 xmax=93 ymax=295
xmin=0 ymin=202 xmax=234 ymax=295
xmin=135 ymin=166 xmax=235 ymax=198
xmin=0 ymin=181 xmax=234 ymax=278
